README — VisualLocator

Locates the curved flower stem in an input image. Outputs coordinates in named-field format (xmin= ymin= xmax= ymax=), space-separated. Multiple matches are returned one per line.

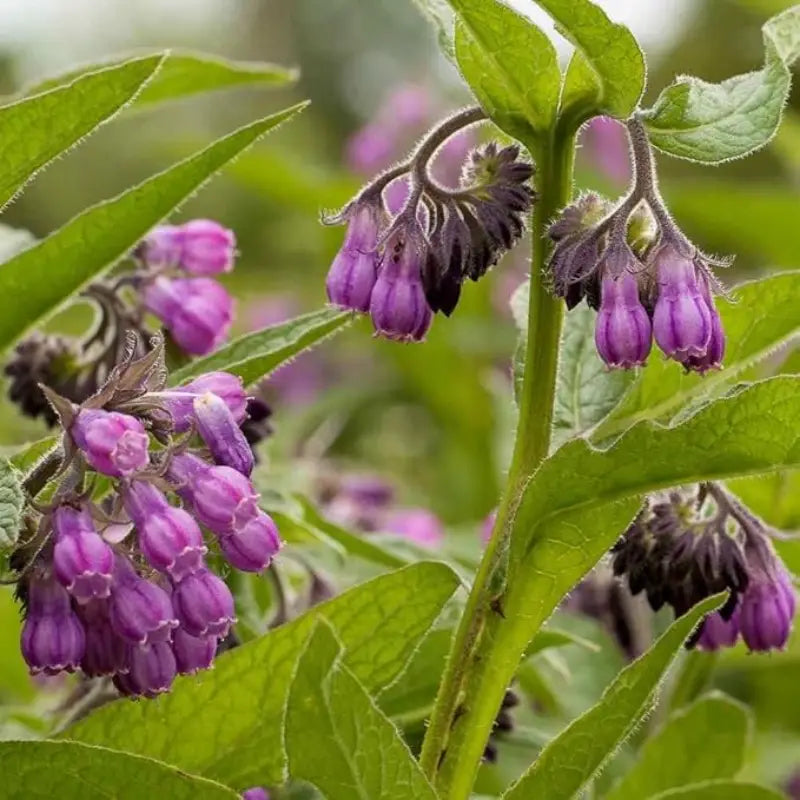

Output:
xmin=419 ymin=127 xmax=576 ymax=796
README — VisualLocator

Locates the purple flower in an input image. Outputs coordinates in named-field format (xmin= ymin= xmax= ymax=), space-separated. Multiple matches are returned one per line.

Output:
xmin=122 ymin=641 xmax=177 ymax=698
xmin=369 ymin=229 xmax=433 ymax=341
xmin=168 ymin=453 xmax=260 ymax=534
xmin=696 ymin=607 xmax=740 ymax=651
xmin=581 ymin=117 xmax=632 ymax=184
xmin=681 ymin=274 xmax=725 ymax=374
xmin=52 ymin=505 xmax=114 ymax=603
xmin=144 ymin=276 xmax=234 ymax=356
xmin=218 ymin=511 xmax=281 ymax=572
xmin=123 ymin=482 xmax=207 ymax=581
xmin=160 ymin=371 xmax=248 ymax=433
xmin=173 ymin=627 xmax=217 ymax=675
xmin=594 ymin=269 xmax=652 ymax=369
xmin=138 ymin=225 xmax=183 ymax=269
xmin=481 ymin=509 xmax=497 ymax=545
xmin=193 ymin=391 xmax=254 ymax=476
xmin=109 ymin=555 xmax=178 ymax=645
xmin=346 ymin=124 xmax=395 ymax=174
xmin=385 ymin=176 xmax=411 ymax=216
xmin=77 ymin=600 xmax=129 ymax=677
xmin=326 ymin=203 xmax=382 ymax=312
xmin=241 ymin=788 xmax=270 ymax=800
xmin=171 ymin=569 xmax=235 ymax=638
xmin=384 ymin=508 xmax=444 ymax=548
xmin=20 ymin=571 xmax=85 ymax=675
xmin=178 ymin=219 xmax=236 ymax=275
xmin=651 ymin=243 xmax=712 ymax=360
xmin=71 ymin=409 xmax=149 ymax=477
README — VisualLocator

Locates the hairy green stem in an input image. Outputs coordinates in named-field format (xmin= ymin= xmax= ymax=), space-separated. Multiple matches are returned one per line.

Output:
xmin=419 ymin=129 xmax=575 ymax=797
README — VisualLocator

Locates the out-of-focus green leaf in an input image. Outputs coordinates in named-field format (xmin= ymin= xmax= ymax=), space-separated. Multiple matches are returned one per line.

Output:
xmin=0 ymin=103 xmax=306 ymax=355
xmin=0 ymin=741 xmax=237 ymax=798
xmin=66 ymin=562 xmax=458 ymax=790
xmin=411 ymin=0 xmax=456 ymax=61
xmin=0 ymin=587 xmax=33 ymax=701
xmin=648 ymin=782 xmax=786 ymax=800
xmin=501 ymin=595 xmax=725 ymax=800
xmin=285 ymin=622 xmax=438 ymax=800
xmin=525 ymin=627 xmax=601 ymax=657
xmin=605 ymin=695 xmax=750 ymax=800
xmin=169 ymin=308 xmax=350 ymax=387
xmin=0 ymin=55 xmax=162 ymax=211
xmin=0 ymin=459 xmax=24 ymax=554
xmin=644 ymin=6 xmax=800 ymax=163
xmin=448 ymin=0 xmax=560 ymax=138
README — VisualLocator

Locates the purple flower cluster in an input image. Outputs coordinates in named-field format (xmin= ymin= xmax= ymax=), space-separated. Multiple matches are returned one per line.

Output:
xmin=19 ymin=363 xmax=281 ymax=697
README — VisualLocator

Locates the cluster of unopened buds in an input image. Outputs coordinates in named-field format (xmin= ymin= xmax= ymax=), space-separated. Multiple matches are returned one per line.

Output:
xmin=15 ymin=336 xmax=282 ymax=697
xmin=549 ymin=116 xmax=726 ymax=373
xmin=326 ymin=106 xmax=535 ymax=341
xmin=611 ymin=483 xmax=797 ymax=651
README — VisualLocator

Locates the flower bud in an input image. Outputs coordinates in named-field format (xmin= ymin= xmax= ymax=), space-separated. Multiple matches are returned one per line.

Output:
xmin=172 ymin=627 xmax=217 ymax=675
xmin=326 ymin=203 xmax=382 ymax=312
xmin=160 ymin=372 xmax=248 ymax=432
xmin=594 ymin=270 xmax=652 ymax=369
xmin=109 ymin=556 xmax=178 ymax=645
xmin=218 ymin=511 xmax=281 ymax=572
xmin=71 ymin=409 xmax=149 ymax=477
xmin=52 ymin=505 xmax=114 ymax=603
xmin=241 ymin=789 xmax=270 ymax=800
xmin=171 ymin=569 xmax=235 ymax=638
xmin=123 ymin=641 xmax=177 ymax=697
xmin=696 ymin=608 xmax=740 ymax=651
xmin=123 ymin=482 xmax=207 ymax=581
xmin=681 ymin=273 xmax=725 ymax=374
xmin=21 ymin=572 xmax=85 ymax=675
xmin=144 ymin=276 xmax=233 ymax=356
xmin=178 ymin=219 xmax=236 ymax=275
xmin=138 ymin=225 xmax=183 ymax=269
xmin=77 ymin=600 xmax=129 ymax=677
xmin=384 ymin=508 xmax=444 ymax=548
xmin=193 ymin=391 xmax=254 ymax=476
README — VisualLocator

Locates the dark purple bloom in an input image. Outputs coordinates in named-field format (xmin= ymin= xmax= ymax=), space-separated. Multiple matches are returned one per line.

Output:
xmin=168 ymin=453 xmax=260 ymax=534
xmin=172 ymin=627 xmax=217 ymax=675
xmin=71 ymin=409 xmax=149 ymax=477
xmin=384 ymin=508 xmax=444 ymax=548
xmin=20 ymin=571 xmax=85 ymax=675
xmin=218 ymin=511 xmax=281 ymax=572
xmin=171 ymin=569 xmax=235 ymax=638
xmin=681 ymin=273 xmax=725 ymax=374
xmin=144 ymin=276 xmax=233 ymax=355
xmin=369 ymin=229 xmax=432 ymax=341
xmin=109 ymin=556 xmax=178 ymax=645
xmin=52 ymin=505 xmax=114 ymax=603
xmin=326 ymin=203 xmax=382 ymax=312
xmin=179 ymin=219 xmax=236 ymax=276
xmin=193 ymin=391 xmax=254 ymax=476
xmin=123 ymin=482 xmax=207 ymax=581
xmin=594 ymin=269 xmax=652 ymax=369
xmin=77 ymin=600 xmax=129 ymax=677
xmin=696 ymin=607 xmax=740 ymax=651
xmin=651 ymin=243 xmax=712 ymax=361
xmin=123 ymin=641 xmax=177 ymax=698
xmin=159 ymin=371 xmax=248 ymax=433
xmin=138 ymin=225 xmax=183 ymax=269
xmin=241 ymin=789 xmax=270 ymax=800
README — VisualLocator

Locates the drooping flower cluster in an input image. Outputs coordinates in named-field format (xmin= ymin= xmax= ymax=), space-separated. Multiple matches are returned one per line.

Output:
xmin=549 ymin=117 xmax=727 ymax=373
xmin=611 ymin=484 xmax=796 ymax=651
xmin=326 ymin=107 xmax=535 ymax=341
xmin=15 ymin=337 xmax=282 ymax=697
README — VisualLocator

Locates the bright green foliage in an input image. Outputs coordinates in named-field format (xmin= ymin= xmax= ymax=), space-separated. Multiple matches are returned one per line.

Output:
xmin=0 ymin=459 xmax=24 ymax=553
xmin=605 ymin=695 xmax=751 ymax=800
xmin=449 ymin=0 xmax=560 ymax=138
xmin=8 ymin=437 xmax=59 ymax=477
xmin=0 ymin=741 xmax=238 ymax=798
xmin=0 ymin=104 xmax=305 ymax=356
xmin=286 ymin=622 xmax=438 ymax=799
xmin=648 ymin=783 xmax=787 ymax=800
xmin=644 ymin=5 xmax=800 ymax=162
xmin=65 ymin=562 xmax=458 ymax=789
xmin=169 ymin=308 xmax=349 ymax=387
xmin=501 ymin=595 xmax=725 ymax=800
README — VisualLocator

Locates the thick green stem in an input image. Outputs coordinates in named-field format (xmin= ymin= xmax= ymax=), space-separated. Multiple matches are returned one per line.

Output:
xmin=418 ymin=129 xmax=575 ymax=796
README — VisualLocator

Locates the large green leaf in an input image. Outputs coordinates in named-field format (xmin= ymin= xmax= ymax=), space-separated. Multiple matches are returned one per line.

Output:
xmin=169 ymin=308 xmax=349 ymax=387
xmin=502 ymin=595 xmax=725 ymax=800
xmin=23 ymin=50 xmax=296 ymax=108
xmin=0 ymin=103 xmax=306 ymax=355
xmin=286 ymin=622 xmax=438 ymax=800
xmin=66 ymin=562 xmax=459 ymax=790
xmin=644 ymin=5 xmax=800 ymax=163
xmin=0 ymin=459 xmax=24 ymax=554
xmin=648 ymin=783 xmax=786 ymax=800
xmin=448 ymin=0 xmax=560 ymax=138
xmin=0 ymin=740 xmax=237 ymax=799
xmin=605 ymin=695 xmax=751 ymax=800
xmin=0 ymin=55 xmax=162 ymax=211
xmin=593 ymin=271 xmax=800 ymax=440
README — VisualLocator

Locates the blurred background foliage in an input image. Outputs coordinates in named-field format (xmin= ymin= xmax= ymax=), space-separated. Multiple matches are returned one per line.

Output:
xmin=0 ymin=0 xmax=798 ymax=794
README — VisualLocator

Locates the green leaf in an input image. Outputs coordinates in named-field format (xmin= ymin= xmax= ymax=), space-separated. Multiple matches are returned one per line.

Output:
xmin=0 ymin=458 xmax=24 ymax=553
xmin=593 ymin=272 xmax=800 ymax=441
xmin=24 ymin=50 xmax=296 ymax=108
xmin=648 ymin=782 xmax=787 ymax=800
xmin=0 ymin=103 xmax=306 ymax=355
xmin=448 ymin=0 xmax=560 ymax=137
xmin=286 ymin=622 xmax=438 ymax=800
xmin=525 ymin=627 xmax=601 ymax=657
xmin=0 ymin=740 xmax=237 ymax=799
xmin=532 ymin=0 xmax=645 ymax=120
xmin=501 ymin=595 xmax=725 ymax=800
xmin=605 ymin=694 xmax=751 ymax=800
xmin=0 ymin=55 xmax=163 ymax=211
xmin=8 ymin=436 xmax=59 ymax=477
xmin=643 ymin=5 xmax=800 ymax=163
xmin=169 ymin=308 xmax=349 ymax=387
xmin=66 ymin=562 xmax=459 ymax=789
